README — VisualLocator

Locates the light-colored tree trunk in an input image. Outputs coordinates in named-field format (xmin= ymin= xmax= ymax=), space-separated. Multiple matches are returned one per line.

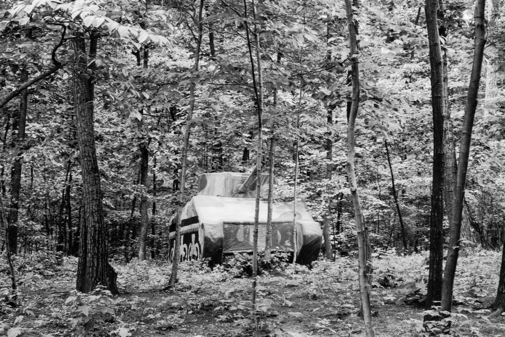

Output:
xmin=265 ymin=137 xmax=275 ymax=263
xmin=442 ymin=0 xmax=486 ymax=311
xmin=344 ymin=0 xmax=375 ymax=335
xmin=243 ymin=0 xmax=263 ymax=327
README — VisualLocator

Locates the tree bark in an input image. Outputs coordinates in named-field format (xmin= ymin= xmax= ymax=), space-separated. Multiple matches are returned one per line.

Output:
xmin=442 ymin=0 xmax=486 ymax=311
xmin=0 ymin=192 xmax=17 ymax=297
xmin=7 ymin=67 xmax=28 ymax=255
xmin=138 ymin=141 xmax=149 ymax=259
xmin=494 ymin=234 xmax=505 ymax=311
xmin=265 ymin=137 xmax=275 ymax=263
xmin=424 ymin=0 xmax=446 ymax=309
xmin=138 ymin=47 xmax=150 ymax=260
xmin=323 ymin=106 xmax=333 ymax=259
xmin=73 ymin=32 xmax=118 ymax=294
xmin=345 ymin=0 xmax=375 ymax=335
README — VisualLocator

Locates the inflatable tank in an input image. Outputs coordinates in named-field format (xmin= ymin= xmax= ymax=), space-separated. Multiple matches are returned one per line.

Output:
xmin=168 ymin=171 xmax=322 ymax=265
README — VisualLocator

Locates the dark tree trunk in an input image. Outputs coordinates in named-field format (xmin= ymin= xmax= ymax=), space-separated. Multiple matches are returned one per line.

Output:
xmin=323 ymin=106 xmax=333 ymax=259
xmin=385 ymin=140 xmax=407 ymax=251
xmin=66 ymin=167 xmax=73 ymax=255
xmin=138 ymin=47 xmax=150 ymax=260
xmin=138 ymin=142 xmax=149 ymax=259
xmin=494 ymin=240 xmax=505 ymax=311
xmin=425 ymin=0 xmax=446 ymax=309
xmin=7 ymin=67 xmax=28 ymax=255
xmin=443 ymin=0 xmax=486 ymax=311
xmin=73 ymin=33 xmax=118 ymax=294
xmin=151 ymin=155 xmax=157 ymax=259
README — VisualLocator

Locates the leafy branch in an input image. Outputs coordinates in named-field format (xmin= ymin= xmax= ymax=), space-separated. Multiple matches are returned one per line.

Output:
xmin=0 ymin=25 xmax=66 ymax=110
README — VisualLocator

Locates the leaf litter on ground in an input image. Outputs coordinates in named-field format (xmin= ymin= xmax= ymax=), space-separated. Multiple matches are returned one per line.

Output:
xmin=1 ymin=248 xmax=505 ymax=336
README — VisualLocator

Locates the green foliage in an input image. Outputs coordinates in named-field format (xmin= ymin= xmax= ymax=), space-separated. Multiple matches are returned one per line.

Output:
xmin=0 ymin=251 xmax=504 ymax=335
xmin=65 ymin=286 xmax=119 ymax=336
xmin=221 ymin=252 xmax=292 ymax=278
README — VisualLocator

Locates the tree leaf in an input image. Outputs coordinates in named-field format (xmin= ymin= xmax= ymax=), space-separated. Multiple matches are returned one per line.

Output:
xmin=78 ymin=305 xmax=90 ymax=316
xmin=130 ymin=111 xmax=142 ymax=121
xmin=23 ymin=5 xmax=34 ymax=14
xmin=82 ymin=15 xmax=94 ymax=27
xmin=118 ymin=327 xmax=132 ymax=337
xmin=117 ymin=26 xmax=130 ymax=38
xmin=93 ymin=16 xmax=105 ymax=28
xmin=7 ymin=328 xmax=22 ymax=337
xmin=106 ymin=20 xmax=119 ymax=32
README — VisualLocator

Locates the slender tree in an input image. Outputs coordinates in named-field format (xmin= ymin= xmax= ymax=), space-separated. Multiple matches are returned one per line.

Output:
xmin=243 ymin=0 xmax=264 ymax=327
xmin=138 ymin=47 xmax=150 ymax=260
xmin=170 ymin=0 xmax=205 ymax=286
xmin=344 ymin=0 xmax=375 ymax=335
xmin=264 ymin=137 xmax=275 ymax=263
xmin=384 ymin=140 xmax=407 ymax=251
xmin=425 ymin=0 xmax=446 ymax=309
xmin=442 ymin=0 xmax=486 ymax=312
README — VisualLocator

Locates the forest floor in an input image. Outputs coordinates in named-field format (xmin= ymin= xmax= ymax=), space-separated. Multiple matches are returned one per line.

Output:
xmin=1 ymin=249 xmax=505 ymax=337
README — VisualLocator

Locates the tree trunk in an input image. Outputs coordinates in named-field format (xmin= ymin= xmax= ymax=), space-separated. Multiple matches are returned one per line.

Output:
xmin=66 ymin=167 xmax=73 ymax=255
xmin=138 ymin=141 xmax=149 ymax=260
xmin=243 ymin=0 xmax=264 ymax=326
xmin=170 ymin=0 xmax=205 ymax=286
xmin=384 ymin=140 xmax=407 ymax=251
xmin=494 ymin=239 xmax=505 ymax=310
xmin=7 ymin=67 xmax=28 ymax=255
xmin=73 ymin=33 xmax=118 ymax=294
xmin=442 ymin=0 xmax=486 ymax=312
xmin=323 ymin=105 xmax=333 ymax=259
xmin=424 ymin=0 xmax=446 ymax=309
xmin=345 ymin=0 xmax=375 ymax=335
xmin=138 ymin=48 xmax=150 ymax=261
xmin=1 ymin=192 xmax=17 ymax=298
xmin=265 ymin=137 xmax=275 ymax=263
xmin=151 ymin=155 xmax=157 ymax=259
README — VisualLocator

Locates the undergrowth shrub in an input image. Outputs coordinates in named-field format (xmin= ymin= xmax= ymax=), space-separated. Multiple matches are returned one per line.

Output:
xmin=222 ymin=252 xmax=292 ymax=278
xmin=64 ymin=285 xmax=132 ymax=337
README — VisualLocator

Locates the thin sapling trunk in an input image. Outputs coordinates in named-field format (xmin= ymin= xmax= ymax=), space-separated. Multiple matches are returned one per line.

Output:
xmin=170 ymin=0 xmax=205 ymax=287
xmin=243 ymin=0 xmax=263 ymax=327
xmin=384 ymin=140 xmax=407 ymax=251
xmin=345 ymin=0 xmax=375 ymax=335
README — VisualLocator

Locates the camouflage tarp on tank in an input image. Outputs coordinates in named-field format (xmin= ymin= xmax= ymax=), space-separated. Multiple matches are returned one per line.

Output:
xmin=179 ymin=195 xmax=322 ymax=264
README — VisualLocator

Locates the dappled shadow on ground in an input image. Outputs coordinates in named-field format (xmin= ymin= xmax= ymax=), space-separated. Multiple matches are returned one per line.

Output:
xmin=2 ymin=250 xmax=505 ymax=336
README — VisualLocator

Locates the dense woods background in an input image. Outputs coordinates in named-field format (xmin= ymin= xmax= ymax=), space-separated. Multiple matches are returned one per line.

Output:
xmin=1 ymin=0 xmax=505 ymax=335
